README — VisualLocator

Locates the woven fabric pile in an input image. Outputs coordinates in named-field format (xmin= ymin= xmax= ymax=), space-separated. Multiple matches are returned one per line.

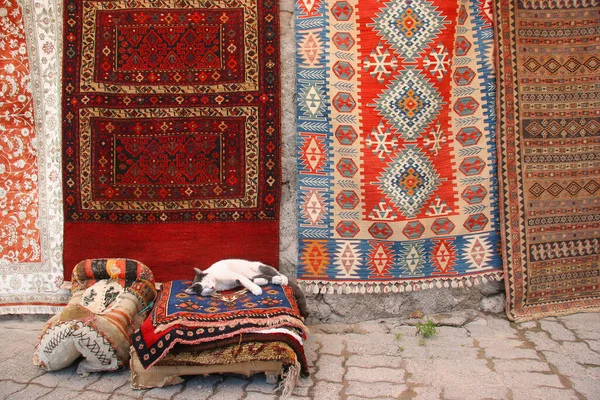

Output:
xmin=132 ymin=280 xmax=309 ymax=394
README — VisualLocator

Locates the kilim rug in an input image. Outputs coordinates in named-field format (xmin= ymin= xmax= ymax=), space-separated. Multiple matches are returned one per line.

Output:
xmin=133 ymin=280 xmax=308 ymax=368
xmin=495 ymin=0 xmax=600 ymax=321
xmin=0 ymin=0 xmax=69 ymax=313
xmin=62 ymin=0 xmax=281 ymax=282
xmin=295 ymin=0 xmax=503 ymax=293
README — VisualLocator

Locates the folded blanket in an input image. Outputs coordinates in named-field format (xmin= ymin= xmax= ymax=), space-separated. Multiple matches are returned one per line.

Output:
xmin=133 ymin=281 xmax=308 ymax=370
xmin=152 ymin=280 xmax=306 ymax=332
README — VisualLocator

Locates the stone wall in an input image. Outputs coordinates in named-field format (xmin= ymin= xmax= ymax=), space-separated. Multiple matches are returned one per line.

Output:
xmin=277 ymin=3 xmax=506 ymax=324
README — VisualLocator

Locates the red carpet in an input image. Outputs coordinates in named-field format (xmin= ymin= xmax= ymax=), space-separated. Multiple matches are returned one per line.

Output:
xmin=62 ymin=0 xmax=280 ymax=281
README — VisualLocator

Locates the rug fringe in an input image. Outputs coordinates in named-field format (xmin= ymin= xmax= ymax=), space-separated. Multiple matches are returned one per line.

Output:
xmin=0 ymin=305 xmax=67 ymax=315
xmin=298 ymin=271 xmax=504 ymax=295
xmin=276 ymin=361 xmax=301 ymax=399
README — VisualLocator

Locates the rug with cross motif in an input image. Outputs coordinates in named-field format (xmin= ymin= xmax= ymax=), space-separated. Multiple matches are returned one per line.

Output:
xmin=295 ymin=0 xmax=503 ymax=293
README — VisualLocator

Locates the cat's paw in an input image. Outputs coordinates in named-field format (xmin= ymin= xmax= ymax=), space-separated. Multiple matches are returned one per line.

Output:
xmin=272 ymin=275 xmax=289 ymax=286
xmin=253 ymin=278 xmax=269 ymax=286
xmin=251 ymin=287 xmax=263 ymax=296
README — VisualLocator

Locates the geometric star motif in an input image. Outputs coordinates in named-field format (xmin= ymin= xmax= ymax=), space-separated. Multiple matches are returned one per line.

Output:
xmin=375 ymin=67 xmax=443 ymax=140
xmin=376 ymin=144 xmax=440 ymax=219
xmin=370 ymin=0 xmax=447 ymax=62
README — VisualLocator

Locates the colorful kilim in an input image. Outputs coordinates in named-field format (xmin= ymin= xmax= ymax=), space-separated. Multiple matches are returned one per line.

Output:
xmin=496 ymin=0 xmax=600 ymax=320
xmin=0 ymin=0 xmax=68 ymax=313
xmin=133 ymin=280 xmax=307 ymax=368
xmin=151 ymin=281 xmax=306 ymax=330
xmin=295 ymin=0 xmax=503 ymax=292
xmin=62 ymin=0 xmax=281 ymax=281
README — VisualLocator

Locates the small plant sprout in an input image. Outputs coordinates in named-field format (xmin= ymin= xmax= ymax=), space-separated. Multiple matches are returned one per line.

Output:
xmin=416 ymin=319 xmax=438 ymax=339
xmin=395 ymin=332 xmax=404 ymax=341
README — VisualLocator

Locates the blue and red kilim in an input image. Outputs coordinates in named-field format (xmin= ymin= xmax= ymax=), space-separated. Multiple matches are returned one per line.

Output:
xmin=295 ymin=0 xmax=503 ymax=293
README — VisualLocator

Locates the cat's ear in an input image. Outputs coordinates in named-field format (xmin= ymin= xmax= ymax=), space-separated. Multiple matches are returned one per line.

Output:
xmin=194 ymin=267 xmax=203 ymax=275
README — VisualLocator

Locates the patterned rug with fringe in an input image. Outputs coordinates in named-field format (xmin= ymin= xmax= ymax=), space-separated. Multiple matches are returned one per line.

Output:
xmin=133 ymin=281 xmax=308 ymax=369
xmin=496 ymin=0 xmax=600 ymax=321
xmin=295 ymin=0 xmax=503 ymax=293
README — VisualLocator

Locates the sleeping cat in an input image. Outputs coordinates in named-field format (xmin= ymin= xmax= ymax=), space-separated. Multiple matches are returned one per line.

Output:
xmin=185 ymin=259 xmax=309 ymax=318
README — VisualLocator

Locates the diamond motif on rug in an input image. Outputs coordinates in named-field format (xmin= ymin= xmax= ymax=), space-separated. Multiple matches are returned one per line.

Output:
xmin=370 ymin=0 xmax=447 ymax=62
xmin=375 ymin=67 xmax=443 ymax=140
xmin=377 ymin=145 xmax=440 ymax=219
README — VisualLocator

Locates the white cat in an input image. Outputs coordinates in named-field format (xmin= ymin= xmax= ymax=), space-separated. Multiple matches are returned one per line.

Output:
xmin=184 ymin=259 xmax=288 ymax=297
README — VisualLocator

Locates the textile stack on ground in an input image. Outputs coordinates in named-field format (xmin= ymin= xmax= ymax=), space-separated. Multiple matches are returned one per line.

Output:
xmin=61 ymin=0 xmax=282 ymax=281
xmin=131 ymin=281 xmax=309 ymax=394
xmin=0 ymin=0 xmax=67 ymax=313
xmin=33 ymin=259 xmax=156 ymax=373
xmin=295 ymin=0 xmax=503 ymax=293
xmin=495 ymin=0 xmax=600 ymax=320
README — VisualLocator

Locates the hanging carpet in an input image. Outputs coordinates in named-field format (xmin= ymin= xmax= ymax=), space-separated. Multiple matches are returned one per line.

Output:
xmin=295 ymin=0 xmax=503 ymax=293
xmin=62 ymin=0 xmax=281 ymax=281
xmin=495 ymin=0 xmax=600 ymax=321
xmin=0 ymin=0 xmax=68 ymax=313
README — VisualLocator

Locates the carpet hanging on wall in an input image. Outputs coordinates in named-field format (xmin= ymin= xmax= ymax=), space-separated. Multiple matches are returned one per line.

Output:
xmin=62 ymin=0 xmax=281 ymax=282
xmin=295 ymin=0 xmax=503 ymax=293
xmin=0 ymin=0 xmax=68 ymax=313
xmin=495 ymin=0 xmax=600 ymax=321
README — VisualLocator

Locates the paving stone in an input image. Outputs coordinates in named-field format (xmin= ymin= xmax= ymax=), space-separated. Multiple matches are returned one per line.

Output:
xmin=558 ymin=313 xmax=600 ymax=340
xmin=5 ymin=384 xmax=54 ymax=399
xmin=519 ymin=321 xmax=537 ymax=329
xmin=569 ymin=371 xmax=600 ymax=400
xmin=245 ymin=374 xmax=277 ymax=394
xmin=404 ymin=358 xmax=503 ymax=389
xmin=542 ymin=350 xmax=600 ymax=380
xmin=499 ymin=372 xmax=563 ymax=388
xmin=477 ymin=339 xmax=539 ymax=360
xmin=31 ymin=365 xmax=102 ymax=390
xmin=409 ymin=386 xmax=443 ymax=399
xmin=561 ymin=341 xmax=600 ymax=365
xmin=539 ymin=320 xmax=576 ymax=342
xmin=346 ymin=355 xmax=403 ymax=368
xmin=314 ymin=334 xmax=345 ymax=356
xmin=291 ymin=377 xmax=312 ymax=397
xmin=173 ymin=375 xmax=221 ymax=400
xmin=464 ymin=318 xmax=518 ymax=339
xmin=343 ymin=333 xmax=400 ymax=356
xmin=345 ymin=366 xmax=404 ymax=383
xmin=443 ymin=384 xmax=509 ymax=400
xmin=144 ymin=383 xmax=184 ymax=399
xmin=312 ymin=381 xmax=342 ymax=399
xmin=588 ymin=340 xmax=600 ymax=354
xmin=0 ymin=381 xmax=27 ymax=399
xmin=345 ymin=381 xmax=407 ymax=398
xmin=86 ymin=369 xmax=130 ymax=393
xmin=512 ymin=387 xmax=579 ymax=400
xmin=209 ymin=376 xmax=247 ymax=400
xmin=524 ymin=331 xmax=562 ymax=352
xmin=314 ymin=355 xmax=345 ymax=382
xmin=493 ymin=359 xmax=551 ymax=373
xmin=244 ymin=393 xmax=278 ymax=400
xmin=302 ymin=337 xmax=319 ymax=366
xmin=38 ymin=387 xmax=110 ymax=399
xmin=2 ymin=348 xmax=48 ymax=383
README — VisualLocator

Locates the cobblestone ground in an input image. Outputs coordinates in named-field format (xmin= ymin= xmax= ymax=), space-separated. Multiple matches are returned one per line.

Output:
xmin=1 ymin=311 xmax=599 ymax=399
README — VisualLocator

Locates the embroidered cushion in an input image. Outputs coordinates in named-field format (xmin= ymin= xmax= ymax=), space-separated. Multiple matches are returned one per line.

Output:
xmin=33 ymin=259 xmax=156 ymax=373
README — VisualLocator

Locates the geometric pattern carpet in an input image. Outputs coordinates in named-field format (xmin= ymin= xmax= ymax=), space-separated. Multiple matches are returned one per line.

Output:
xmin=61 ymin=0 xmax=281 ymax=282
xmin=495 ymin=0 xmax=600 ymax=320
xmin=295 ymin=0 xmax=504 ymax=293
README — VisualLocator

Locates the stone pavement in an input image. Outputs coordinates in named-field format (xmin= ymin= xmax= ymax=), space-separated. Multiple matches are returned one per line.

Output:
xmin=1 ymin=311 xmax=599 ymax=400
